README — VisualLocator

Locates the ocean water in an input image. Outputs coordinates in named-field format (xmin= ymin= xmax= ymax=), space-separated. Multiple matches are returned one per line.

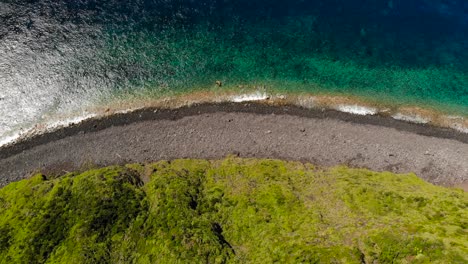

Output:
xmin=1 ymin=0 xmax=467 ymax=145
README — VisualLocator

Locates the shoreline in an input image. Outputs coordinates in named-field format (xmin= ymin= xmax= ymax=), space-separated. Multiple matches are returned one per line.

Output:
xmin=2 ymin=94 xmax=468 ymax=156
xmin=1 ymin=101 xmax=468 ymax=190
xmin=1 ymin=90 xmax=468 ymax=150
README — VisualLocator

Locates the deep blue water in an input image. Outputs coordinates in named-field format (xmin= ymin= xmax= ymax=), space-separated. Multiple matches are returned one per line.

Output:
xmin=1 ymin=0 xmax=467 ymax=143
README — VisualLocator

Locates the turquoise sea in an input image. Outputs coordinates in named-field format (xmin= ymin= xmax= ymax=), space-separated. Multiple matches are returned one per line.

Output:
xmin=1 ymin=0 xmax=467 ymax=144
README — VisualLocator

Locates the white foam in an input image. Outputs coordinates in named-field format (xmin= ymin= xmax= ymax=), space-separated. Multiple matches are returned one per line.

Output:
xmin=446 ymin=115 xmax=465 ymax=120
xmin=43 ymin=113 xmax=97 ymax=131
xmin=296 ymin=96 xmax=318 ymax=109
xmin=336 ymin=105 xmax=377 ymax=115
xmin=392 ymin=113 xmax=430 ymax=124
xmin=0 ymin=113 xmax=98 ymax=148
xmin=450 ymin=123 xmax=468 ymax=134
xmin=230 ymin=92 xmax=269 ymax=102
xmin=115 ymin=108 xmax=136 ymax=114
xmin=0 ymin=133 xmax=22 ymax=148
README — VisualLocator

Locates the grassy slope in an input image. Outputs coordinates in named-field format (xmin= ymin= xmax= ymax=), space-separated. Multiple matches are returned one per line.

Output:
xmin=0 ymin=158 xmax=466 ymax=263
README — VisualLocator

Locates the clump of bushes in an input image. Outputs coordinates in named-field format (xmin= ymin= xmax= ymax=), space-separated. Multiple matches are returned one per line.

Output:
xmin=0 ymin=158 xmax=466 ymax=263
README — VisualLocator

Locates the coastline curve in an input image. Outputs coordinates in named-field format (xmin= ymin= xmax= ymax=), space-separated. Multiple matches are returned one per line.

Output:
xmin=1 ymin=102 xmax=467 ymax=189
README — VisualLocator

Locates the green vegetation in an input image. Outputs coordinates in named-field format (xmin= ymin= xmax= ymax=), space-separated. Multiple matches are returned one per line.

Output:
xmin=0 ymin=157 xmax=466 ymax=263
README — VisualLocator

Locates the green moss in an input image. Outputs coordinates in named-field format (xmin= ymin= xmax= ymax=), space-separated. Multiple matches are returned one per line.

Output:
xmin=0 ymin=158 xmax=466 ymax=263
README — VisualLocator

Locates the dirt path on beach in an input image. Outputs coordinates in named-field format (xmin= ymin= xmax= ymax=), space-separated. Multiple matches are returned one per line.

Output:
xmin=0 ymin=103 xmax=467 ymax=190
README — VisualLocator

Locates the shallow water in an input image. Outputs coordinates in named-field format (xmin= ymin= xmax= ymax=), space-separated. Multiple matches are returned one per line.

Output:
xmin=1 ymin=0 xmax=467 ymax=145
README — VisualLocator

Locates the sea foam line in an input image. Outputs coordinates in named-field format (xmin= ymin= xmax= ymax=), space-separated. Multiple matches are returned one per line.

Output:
xmin=2 ymin=92 xmax=468 ymax=148
xmin=230 ymin=92 xmax=269 ymax=102
xmin=42 ymin=113 xmax=98 ymax=131
xmin=336 ymin=104 xmax=378 ymax=116
xmin=0 ymin=133 xmax=23 ymax=149
xmin=391 ymin=113 xmax=431 ymax=124
xmin=0 ymin=113 xmax=97 ymax=148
